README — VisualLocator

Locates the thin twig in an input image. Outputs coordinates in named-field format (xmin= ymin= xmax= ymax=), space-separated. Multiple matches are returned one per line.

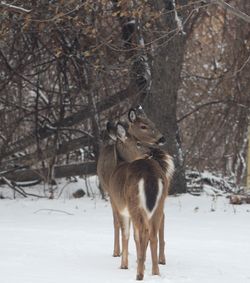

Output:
xmin=177 ymin=100 xmax=228 ymax=123
xmin=34 ymin=209 xmax=74 ymax=215
xmin=57 ymin=180 xmax=71 ymax=199
xmin=0 ymin=1 xmax=31 ymax=13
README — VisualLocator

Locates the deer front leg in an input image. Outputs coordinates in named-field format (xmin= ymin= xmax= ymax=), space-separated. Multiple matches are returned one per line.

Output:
xmin=111 ymin=204 xmax=120 ymax=257
xmin=133 ymin=226 xmax=143 ymax=280
xmin=136 ymin=226 xmax=149 ymax=280
xmin=158 ymin=213 xmax=166 ymax=264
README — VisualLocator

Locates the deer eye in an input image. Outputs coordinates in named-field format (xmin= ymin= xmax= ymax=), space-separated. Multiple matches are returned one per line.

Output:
xmin=140 ymin=125 xmax=147 ymax=130
xmin=136 ymin=141 xmax=142 ymax=148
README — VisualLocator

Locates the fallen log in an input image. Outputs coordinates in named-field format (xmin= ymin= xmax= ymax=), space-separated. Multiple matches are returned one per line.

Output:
xmin=0 ymin=135 xmax=93 ymax=171
xmin=0 ymin=161 xmax=96 ymax=183
xmin=229 ymin=194 xmax=250 ymax=205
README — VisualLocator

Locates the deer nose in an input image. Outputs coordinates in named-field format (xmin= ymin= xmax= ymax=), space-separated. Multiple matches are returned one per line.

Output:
xmin=157 ymin=136 xmax=166 ymax=145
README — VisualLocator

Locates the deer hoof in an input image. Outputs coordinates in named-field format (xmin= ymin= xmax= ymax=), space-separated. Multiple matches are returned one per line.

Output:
xmin=158 ymin=256 xmax=166 ymax=265
xmin=136 ymin=274 xmax=144 ymax=280
xmin=152 ymin=268 xmax=160 ymax=276
xmin=158 ymin=259 xmax=166 ymax=265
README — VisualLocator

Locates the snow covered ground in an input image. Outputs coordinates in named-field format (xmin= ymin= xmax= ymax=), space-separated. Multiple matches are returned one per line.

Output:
xmin=1 ymin=178 xmax=250 ymax=283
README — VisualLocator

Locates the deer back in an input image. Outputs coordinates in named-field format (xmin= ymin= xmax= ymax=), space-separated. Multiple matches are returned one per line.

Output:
xmin=109 ymin=148 xmax=174 ymax=222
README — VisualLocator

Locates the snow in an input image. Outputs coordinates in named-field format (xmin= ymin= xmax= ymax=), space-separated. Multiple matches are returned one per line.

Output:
xmin=186 ymin=170 xmax=239 ymax=194
xmin=1 ymin=178 xmax=250 ymax=283
xmin=172 ymin=0 xmax=184 ymax=34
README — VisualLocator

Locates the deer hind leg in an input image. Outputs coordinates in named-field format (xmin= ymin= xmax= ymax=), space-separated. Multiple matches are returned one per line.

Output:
xmin=120 ymin=215 xmax=130 ymax=269
xmin=150 ymin=224 xmax=160 ymax=276
xmin=158 ymin=213 xmax=166 ymax=264
xmin=136 ymin=225 xmax=149 ymax=280
xmin=133 ymin=224 xmax=140 ymax=258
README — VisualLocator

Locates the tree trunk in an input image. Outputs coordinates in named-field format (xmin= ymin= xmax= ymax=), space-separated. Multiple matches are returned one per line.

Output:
xmin=247 ymin=122 xmax=250 ymax=191
xmin=144 ymin=0 xmax=188 ymax=194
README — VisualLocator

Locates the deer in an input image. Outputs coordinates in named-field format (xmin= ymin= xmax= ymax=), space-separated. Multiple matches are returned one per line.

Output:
xmin=97 ymin=106 xmax=166 ymax=259
xmin=108 ymin=131 xmax=174 ymax=280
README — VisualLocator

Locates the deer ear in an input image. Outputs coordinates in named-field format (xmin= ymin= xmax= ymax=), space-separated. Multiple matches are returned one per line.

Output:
xmin=135 ymin=104 xmax=143 ymax=111
xmin=116 ymin=123 xmax=127 ymax=142
xmin=128 ymin=108 xmax=137 ymax=123
xmin=135 ymin=104 xmax=145 ymax=116
xmin=106 ymin=122 xmax=117 ymax=141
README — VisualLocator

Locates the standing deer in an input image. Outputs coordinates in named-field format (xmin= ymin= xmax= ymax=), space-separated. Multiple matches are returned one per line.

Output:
xmin=109 ymin=142 xmax=174 ymax=280
xmin=97 ymin=106 xmax=166 ymax=258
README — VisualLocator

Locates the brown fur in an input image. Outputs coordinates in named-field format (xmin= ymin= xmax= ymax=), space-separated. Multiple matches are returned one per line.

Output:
xmin=109 ymin=148 xmax=174 ymax=280
xmin=97 ymin=108 xmax=165 ymax=257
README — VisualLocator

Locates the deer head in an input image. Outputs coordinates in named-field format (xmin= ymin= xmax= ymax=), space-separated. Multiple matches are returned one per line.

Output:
xmin=107 ymin=121 xmax=150 ymax=163
xmin=128 ymin=105 xmax=166 ymax=146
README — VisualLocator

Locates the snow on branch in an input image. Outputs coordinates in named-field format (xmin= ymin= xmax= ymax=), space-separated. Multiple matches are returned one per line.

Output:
xmin=0 ymin=1 xmax=31 ymax=13
xmin=0 ymin=176 xmax=45 ymax=198
xmin=186 ymin=170 xmax=239 ymax=196
xmin=172 ymin=0 xmax=184 ymax=34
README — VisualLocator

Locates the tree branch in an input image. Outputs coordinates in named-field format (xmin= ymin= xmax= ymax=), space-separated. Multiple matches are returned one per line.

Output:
xmin=0 ymin=83 xmax=138 ymax=160
xmin=0 ymin=1 xmax=31 ymax=14
xmin=177 ymin=100 xmax=229 ymax=123
xmin=211 ymin=0 xmax=250 ymax=23
xmin=177 ymin=99 xmax=248 ymax=123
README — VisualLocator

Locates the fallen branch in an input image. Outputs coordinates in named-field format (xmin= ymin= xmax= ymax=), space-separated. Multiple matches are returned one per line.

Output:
xmin=229 ymin=194 xmax=250 ymax=205
xmin=1 ymin=176 xmax=46 ymax=198
xmin=0 ymin=161 xmax=96 ymax=183
xmin=1 ymin=176 xmax=27 ymax=197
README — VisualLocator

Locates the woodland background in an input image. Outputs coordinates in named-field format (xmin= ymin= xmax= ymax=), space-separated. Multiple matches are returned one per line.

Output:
xmin=0 ymin=0 xmax=249 ymax=195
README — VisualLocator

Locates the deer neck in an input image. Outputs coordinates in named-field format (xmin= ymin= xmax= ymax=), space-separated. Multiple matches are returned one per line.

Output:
xmin=113 ymin=141 xmax=125 ymax=165
xmin=150 ymin=148 xmax=174 ymax=178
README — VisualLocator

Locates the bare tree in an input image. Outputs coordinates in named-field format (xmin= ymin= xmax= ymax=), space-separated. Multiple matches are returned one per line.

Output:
xmin=179 ymin=0 xmax=250 ymax=184
xmin=0 ymin=0 xmax=249 ymax=193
